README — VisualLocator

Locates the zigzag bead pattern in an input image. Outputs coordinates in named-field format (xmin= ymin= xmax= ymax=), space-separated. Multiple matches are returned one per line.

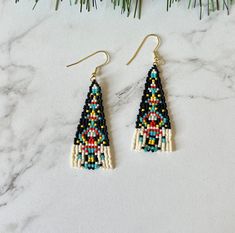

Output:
xmin=132 ymin=65 xmax=173 ymax=152
xmin=71 ymin=80 xmax=112 ymax=169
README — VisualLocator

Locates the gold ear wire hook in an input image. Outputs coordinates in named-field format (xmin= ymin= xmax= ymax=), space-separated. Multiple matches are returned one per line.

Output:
xmin=66 ymin=50 xmax=110 ymax=79
xmin=126 ymin=34 xmax=164 ymax=66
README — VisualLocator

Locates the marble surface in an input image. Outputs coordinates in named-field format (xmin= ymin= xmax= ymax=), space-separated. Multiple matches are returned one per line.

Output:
xmin=0 ymin=1 xmax=235 ymax=233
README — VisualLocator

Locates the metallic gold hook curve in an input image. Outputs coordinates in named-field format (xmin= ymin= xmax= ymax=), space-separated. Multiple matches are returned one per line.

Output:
xmin=126 ymin=34 xmax=162 ymax=65
xmin=66 ymin=50 xmax=110 ymax=78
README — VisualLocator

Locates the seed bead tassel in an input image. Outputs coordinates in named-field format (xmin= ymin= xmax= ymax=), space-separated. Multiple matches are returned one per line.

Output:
xmin=131 ymin=129 xmax=138 ymax=151
xmin=142 ymin=131 xmax=147 ymax=148
xmin=71 ymin=145 xmax=77 ymax=167
xmin=106 ymin=147 xmax=113 ymax=168
xmin=166 ymin=129 xmax=169 ymax=152
xmin=162 ymin=128 xmax=166 ymax=152
xmin=169 ymin=129 xmax=173 ymax=152
xmin=158 ymin=134 xmax=162 ymax=150
xmin=134 ymin=129 xmax=140 ymax=151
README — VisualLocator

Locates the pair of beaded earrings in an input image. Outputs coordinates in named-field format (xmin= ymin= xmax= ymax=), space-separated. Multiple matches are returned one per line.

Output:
xmin=67 ymin=34 xmax=173 ymax=170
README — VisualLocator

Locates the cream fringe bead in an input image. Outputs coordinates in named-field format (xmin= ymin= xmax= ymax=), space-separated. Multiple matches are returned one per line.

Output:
xmin=71 ymin=144 xmax=113 ymax=169
xmin=131 ymin=128 xmax=173 ymax=152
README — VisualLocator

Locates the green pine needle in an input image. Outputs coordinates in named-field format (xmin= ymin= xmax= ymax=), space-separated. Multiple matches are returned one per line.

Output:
xmin=16 ymin=0 xmax=234 ymax=19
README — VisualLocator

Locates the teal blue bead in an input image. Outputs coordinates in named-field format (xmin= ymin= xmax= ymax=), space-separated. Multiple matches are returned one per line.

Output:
xmin=151 ymin=72 xmax=157 ymax=78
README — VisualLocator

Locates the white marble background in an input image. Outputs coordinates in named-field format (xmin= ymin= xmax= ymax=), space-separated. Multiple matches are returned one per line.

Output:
xmin=0 ymin=1 xmax=235 ymax=232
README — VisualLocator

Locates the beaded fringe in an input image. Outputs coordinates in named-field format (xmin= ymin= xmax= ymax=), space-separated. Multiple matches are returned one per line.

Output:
xmin=71 ymin=144 xmax=112 ymax=169
xmin=131 ymin=128 xmax=172 ymax=152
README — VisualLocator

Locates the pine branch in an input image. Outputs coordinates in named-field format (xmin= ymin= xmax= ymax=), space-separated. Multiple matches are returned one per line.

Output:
xmin=15 ymin=0 xmax=234 ymax=19
xmin=185 ymin=0 xmax=233 ymax=17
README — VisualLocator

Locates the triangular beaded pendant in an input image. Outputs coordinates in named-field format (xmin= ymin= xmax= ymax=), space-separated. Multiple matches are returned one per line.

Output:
xmin=71 ymin=80 xmax=112 ymax=169
xmin=132 ymin=64 xmax=173 ymax=152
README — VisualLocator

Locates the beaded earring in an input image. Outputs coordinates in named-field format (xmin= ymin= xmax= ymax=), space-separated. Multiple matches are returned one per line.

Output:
xmin=127 ymin=34 xmax=173 ymax=153
xmin=67 ymin=51 xmax=113 ymax=170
